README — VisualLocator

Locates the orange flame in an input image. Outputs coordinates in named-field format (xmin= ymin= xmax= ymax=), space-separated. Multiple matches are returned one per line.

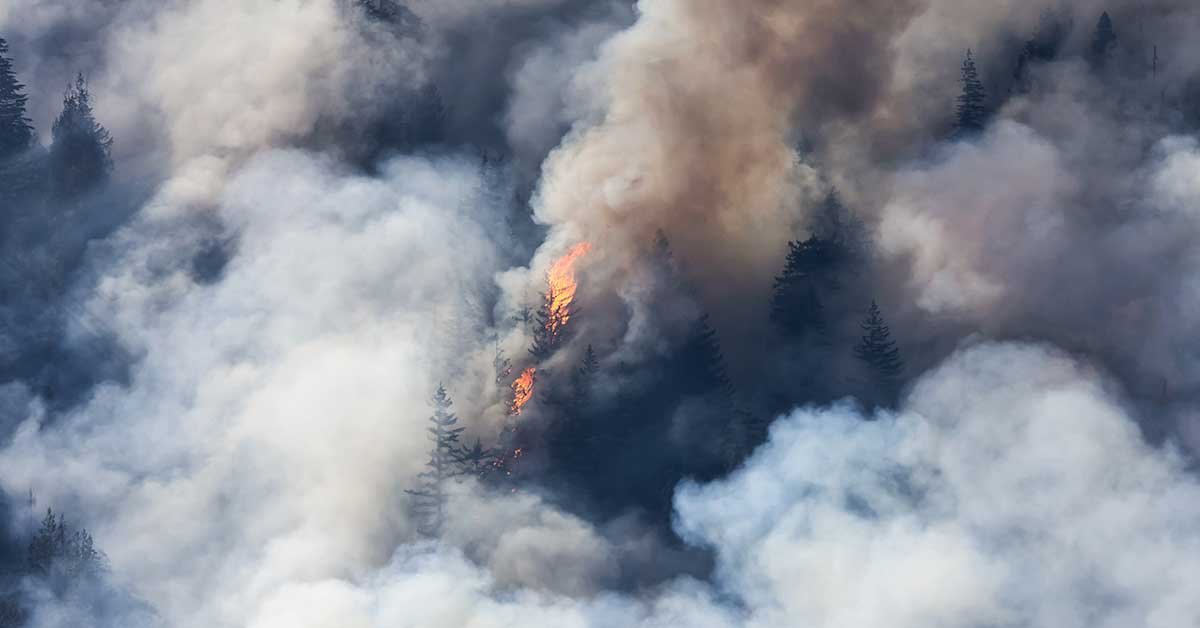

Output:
xmin=546 ymin=242 xmax=593 ymax=335
xmin=507 ymin=243 xmax=592 ymax=416
xmin=510 ymin=367 xmax=536 ymax=415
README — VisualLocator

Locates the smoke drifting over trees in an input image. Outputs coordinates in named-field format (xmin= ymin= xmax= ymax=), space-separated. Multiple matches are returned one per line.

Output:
xmin=1 ymin=1 xmax=1200 ymax=626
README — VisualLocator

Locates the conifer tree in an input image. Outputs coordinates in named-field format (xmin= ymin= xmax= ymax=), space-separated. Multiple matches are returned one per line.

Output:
xmin=455 ymin=438 xmax=498 ymax=481
xmin=770 ymin=237 xmax=839 ymax=338
xmin=771 ymin=191 xmax=865 ymax=344
xmin=528 ymin=289 xmax=557 ymax=362
xmin=813 ymin=190 xmax=868 ymax=262
xmin=1091 ymin=12 xmax=1117 ymax=67
xmin=954 ymin=50 xmax=988 ymax=137
xmin=405 ymin=385 xmax=465 ymax=537
xmin=49 ymin=74 xmax=113 ymax=199
xmin=577 ymin=344 xmax=599 ymax=381
xmin=676 ymin=315 xmax=730 ymax=396
xmin=0 ymin=38 xmax=34 ymax=161
xmin=853 ymin=301 xmax=904 ymax=401
xmin=27 ymin=508 xmax=107 ymax=585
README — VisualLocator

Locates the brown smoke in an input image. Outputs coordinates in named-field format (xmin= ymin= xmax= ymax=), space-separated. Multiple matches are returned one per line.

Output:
xmin=530 ymin=0 xmax=924 ymax=361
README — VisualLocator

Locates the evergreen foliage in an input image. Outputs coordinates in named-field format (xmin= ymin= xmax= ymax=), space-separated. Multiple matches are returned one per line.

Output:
xmin=675 ymin=315 xmax=730 ymax=396
xmin=853 ymin=301 xmax=905 ymax=400
xmin=0 ymin=37 xmax=34 ymax=161
xmin=49 ymin=74 xmax=112 ymax=199
xmin=27 ymin=508 xmax=108 ymax=585
xmin=771 ymin=191 xmax=863 ymax=341
xmin=1091 ymin=11 xmax=1118 ymax=66
xmin=770 ymin=238 xmax=840 ymax=339
xmin=405 ymin=385 xmax=465 ymax=537
xmin=456 ymin=438 xmax=499 ymax=481
xmin=955 ymin=50 xmax=988 ymax=136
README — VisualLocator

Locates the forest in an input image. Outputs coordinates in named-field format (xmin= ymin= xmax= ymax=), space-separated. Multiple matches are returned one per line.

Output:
xmin=1 ymin=1 xmax=1200 ymax=627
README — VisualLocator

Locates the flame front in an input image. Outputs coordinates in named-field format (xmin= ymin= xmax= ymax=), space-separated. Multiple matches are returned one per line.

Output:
xmin=507 ymin=243 xmax=592 ymax=417
xmin=510 ymin=367 xmax=536 ymax=415
xmin=545 ymin=242 xmax=593 ymax=335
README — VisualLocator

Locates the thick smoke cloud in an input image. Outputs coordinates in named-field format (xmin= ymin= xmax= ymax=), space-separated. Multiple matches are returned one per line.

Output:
xmin=3 ymin=0 xmax=1200 ymax=626
xmin=57 ymin=341 xmax=1189 ymax=628
xmin=1 ymin=151 xmax=510 ymax=627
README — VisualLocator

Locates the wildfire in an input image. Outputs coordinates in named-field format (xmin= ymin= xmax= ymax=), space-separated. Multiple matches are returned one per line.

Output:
xmin=545 ymin=242 xmax=593 ymax=335
xmin=510 ymin=367 xmax=536 ymax=415
xmin=507 ymin=243 xmax=592 ymax=416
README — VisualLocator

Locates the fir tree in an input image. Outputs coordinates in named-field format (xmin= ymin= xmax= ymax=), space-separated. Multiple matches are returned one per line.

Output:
xmin=405 ymin=385 xmax=465 ymax=537
xmin=0 ymin=37 xmax=34 ymax=161
xmin=853 ymin=301 xmax=905 ymax=401
xmin=528 ymin=278 xmax=575 ymax=363
xmin=49 ymin=74 xmax=113 ymax=199
xmin=813 ymin=190 xmax=868 ymax=260
xmin=27 ymin=508 xmax=107 ymax=585
xmin=455 ymin=438 xmax=498 ymax=481
xmin=954 ymin=50 xmax=988 ymax=137
xmin=577 ymin=344 xmax=599 ymax=381
xmin=1091 ymin=12 xmax=1117 ymax=67
xmin=676 ymin=315 xmax=730 ymax=396
xmin=1011 ymin=11 xmax=1069 ymax=95
xmin=528 ymin=289 xmax=557 ymax=362
xmin=770 ymin=236 xmax=841 ymax=338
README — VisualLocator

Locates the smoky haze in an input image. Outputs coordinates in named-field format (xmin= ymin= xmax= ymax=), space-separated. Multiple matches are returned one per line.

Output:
xmin=0 ymin=0 xmax=1199 ymax=627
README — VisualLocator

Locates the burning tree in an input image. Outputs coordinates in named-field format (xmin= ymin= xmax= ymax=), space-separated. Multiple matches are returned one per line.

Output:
xmin=405 ymin=385 xmax=465 ymax=537
xmin=528 ymin=243 xmax=592 ymax=363
xmin=509 ymin=367 xmax=536 ymax=415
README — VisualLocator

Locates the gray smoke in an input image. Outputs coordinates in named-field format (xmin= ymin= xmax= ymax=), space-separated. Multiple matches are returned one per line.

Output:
xmin=2 ymin=0 xmax=1200 ymax=626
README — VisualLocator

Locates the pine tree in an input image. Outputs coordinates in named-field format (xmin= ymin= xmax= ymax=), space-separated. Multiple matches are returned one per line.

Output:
xmin=528 ymin=280 xmax=570 ymax=363
xmin=577 ymin=344 xmax=599 ymax=381
xmin=676 ymin=315 xmax=730 ymax=396
xmin=27 ymin=508 xmax=107 ymax=586
xmin=954 ymin=50 xmax=988 ymax=137
xmin=405 ymin=385 xmax=465 ymax=537
xmin=455 ymin=438 xmax=498 ymax=481
xmin=0 ymin=38 xmax=34 ymax=161
xmin=49 ymin=73 xmax=113 ymax=199
xmin=853 ymin=301 xmax=904 ymax=401
xmin=813 ymin=190 xmax=868 ymax=260
xmin=770 ymin=237 xmax=840 ymax=338
xmin=1091 ymin=12 xmax=1117 ymax=67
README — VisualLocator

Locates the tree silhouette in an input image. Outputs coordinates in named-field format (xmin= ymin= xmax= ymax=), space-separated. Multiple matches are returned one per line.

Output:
xmin=955 ymin=50 xmax=988 ymax=137
xmin=27 ymin=508 xmax=108 ymax=587
xmin=455 ymin=438 xmax=499 ymax=481
xmin=49 ymin=74 xmax=113 ymax=199
xmin=676 ymin=315 xmax=731 ymax=396
xmin=771 ymin=236 xmax=841 ymax=339
xmin=0 ymin=38 xmax=34 ymax=161
xmin=1091 ymin=12 xmax=1118 ymax=67
xmin=854 ymin=301 xmax=905 ymax=403
xmin=405 ymin=385 xmax=465 ymax=537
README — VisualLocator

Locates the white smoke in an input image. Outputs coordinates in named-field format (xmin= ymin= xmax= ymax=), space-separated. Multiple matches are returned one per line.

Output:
xmin=39 ymin=339 xmax=1193 ymax=628
xmin=0 ymin=150 xmax=511 ymax=628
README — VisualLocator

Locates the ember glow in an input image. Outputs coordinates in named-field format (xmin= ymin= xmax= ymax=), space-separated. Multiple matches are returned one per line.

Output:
xmin=510 ymin=367 xmax=536 ymax=415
